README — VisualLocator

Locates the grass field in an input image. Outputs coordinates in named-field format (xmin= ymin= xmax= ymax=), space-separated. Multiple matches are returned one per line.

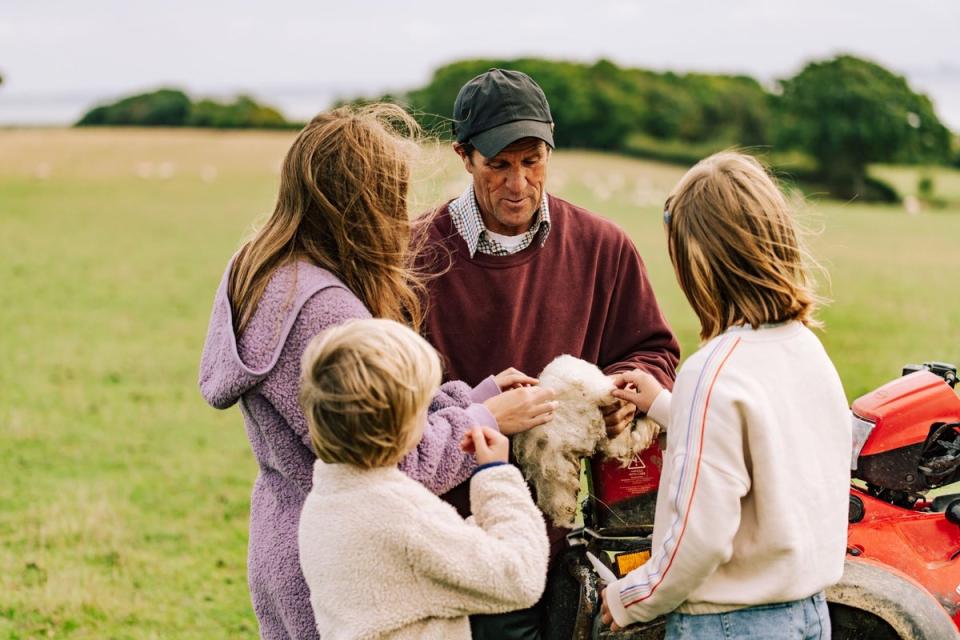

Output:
xmin=2 ymin=128 xmax=960 ymax=639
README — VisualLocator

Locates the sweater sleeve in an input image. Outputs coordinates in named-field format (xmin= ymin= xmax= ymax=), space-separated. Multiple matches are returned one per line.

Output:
xmin=599 ymin=236 xmax=680 ymax=389
xmin=402 ymin=464 xmax=549 ymax=615
xmin=470 ymin=375 xmax=501 ymax=403
xmin=606 ymin=342 xmax=750 ymax=626
xmin=398 ymin=381 xmax=495 ymax=496
xmin=646 ymin=389 xmax=672 ymax=429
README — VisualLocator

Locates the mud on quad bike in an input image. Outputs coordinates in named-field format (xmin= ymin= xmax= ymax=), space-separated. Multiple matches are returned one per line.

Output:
xmin=543 ymin=362 xmax=960 ymax=640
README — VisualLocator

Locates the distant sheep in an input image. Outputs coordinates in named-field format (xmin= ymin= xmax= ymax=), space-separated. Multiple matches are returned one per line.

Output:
xmin=512 ymin=355 xmax=660 ymax=528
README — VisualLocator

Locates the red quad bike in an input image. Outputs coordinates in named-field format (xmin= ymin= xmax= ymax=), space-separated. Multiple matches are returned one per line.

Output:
xmin=546 ymin=362 xmax=960 ymax=640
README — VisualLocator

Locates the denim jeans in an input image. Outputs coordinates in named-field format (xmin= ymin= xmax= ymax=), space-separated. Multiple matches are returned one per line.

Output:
xmin=665 ymin=592 xmax=830 ymax=640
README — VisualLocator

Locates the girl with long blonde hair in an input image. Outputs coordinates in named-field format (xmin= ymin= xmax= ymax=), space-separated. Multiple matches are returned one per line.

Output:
xmin=199 ymin=104 xmax=556 ymax=640
xmin=601 ymin=152 xmax=851 ymax=639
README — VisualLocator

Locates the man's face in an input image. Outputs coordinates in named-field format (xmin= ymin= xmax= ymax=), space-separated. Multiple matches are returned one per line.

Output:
xmin=457 ymin=138 xmax=549 ymax=235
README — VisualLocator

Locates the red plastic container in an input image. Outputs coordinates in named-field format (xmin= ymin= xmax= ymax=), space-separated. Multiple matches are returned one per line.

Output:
xmin=590 ymin=440 xmax=664 ymax=528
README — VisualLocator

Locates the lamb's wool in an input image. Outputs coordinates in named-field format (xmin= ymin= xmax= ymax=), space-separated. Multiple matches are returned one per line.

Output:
xmin=600 ymin=417 xmax=660 ymax=463
xmin=513 ymin=355 xmax=660 ymax=527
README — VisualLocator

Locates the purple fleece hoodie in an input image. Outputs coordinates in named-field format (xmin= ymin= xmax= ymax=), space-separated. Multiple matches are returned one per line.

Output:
xmin=199 ymin=259 xmax=500 ymax=640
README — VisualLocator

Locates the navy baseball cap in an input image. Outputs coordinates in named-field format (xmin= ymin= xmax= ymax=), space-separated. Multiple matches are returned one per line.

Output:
xmin=452 ymin=68 xmax=554 ymax=158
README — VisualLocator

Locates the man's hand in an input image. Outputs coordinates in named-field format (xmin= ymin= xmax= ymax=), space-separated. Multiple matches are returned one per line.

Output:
xmin=600 ymin=586 xmax=622 ymax=632
xmin=493 ymin=367 xmax=538 ymax=390
xmin=611 ymin=369 xmax=664 ymax=414
xmin=459 ymin=425 xmax=509 ymax=465
xmin=602 ymin=375 xmax=638 ymax=437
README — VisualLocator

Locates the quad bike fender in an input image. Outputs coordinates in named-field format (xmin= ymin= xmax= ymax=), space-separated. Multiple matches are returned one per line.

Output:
xmin=826 ymin=558 xmax=959 ymax=639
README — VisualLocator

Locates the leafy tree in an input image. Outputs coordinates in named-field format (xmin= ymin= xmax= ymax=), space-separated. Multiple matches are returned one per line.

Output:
xmin=777 ymin=55 xmax=951 ymax=198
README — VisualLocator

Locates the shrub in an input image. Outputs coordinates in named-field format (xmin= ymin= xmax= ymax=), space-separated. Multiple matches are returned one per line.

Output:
xmin=77 ymin=89 xmax=192 ymax=127
xmin=77 ymin=90 xmax=293 ymax=129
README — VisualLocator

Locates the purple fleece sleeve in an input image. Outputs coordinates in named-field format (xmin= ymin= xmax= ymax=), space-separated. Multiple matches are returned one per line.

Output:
xmin=399 ymin=380 xmax=498 ymax=495
xmin=470 ymin=375 xmax=501 ymax=403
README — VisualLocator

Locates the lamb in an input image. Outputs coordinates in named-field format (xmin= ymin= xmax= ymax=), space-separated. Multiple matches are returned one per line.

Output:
xmin=512 ymin=355 xmax=660 ymax=528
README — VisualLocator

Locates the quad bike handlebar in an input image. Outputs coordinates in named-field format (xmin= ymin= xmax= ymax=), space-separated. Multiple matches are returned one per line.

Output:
xmin=902 ymin=361 xmax=958 ymax=388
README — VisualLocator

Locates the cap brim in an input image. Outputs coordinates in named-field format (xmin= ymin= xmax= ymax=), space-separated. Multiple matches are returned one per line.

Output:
xmin=470 ymin=120 xmax=555 ymax=158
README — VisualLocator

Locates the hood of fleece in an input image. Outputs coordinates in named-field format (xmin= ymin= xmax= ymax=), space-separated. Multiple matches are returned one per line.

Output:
xmin=198 ymin=258 xmax=345 ymax=409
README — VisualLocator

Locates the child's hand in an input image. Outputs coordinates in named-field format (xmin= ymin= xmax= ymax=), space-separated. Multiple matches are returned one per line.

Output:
xmin=611 ymin=369 xmax=664 ymax=414
xmin=459 ymin=425 xmax=509 ymax=465
xmin=483 ymin=386 xmax=557 ymax=435
xmin=600 ymin=587 xmax=623 ymax=631
xmin=493 ymin=367 xmax=538 ymax=390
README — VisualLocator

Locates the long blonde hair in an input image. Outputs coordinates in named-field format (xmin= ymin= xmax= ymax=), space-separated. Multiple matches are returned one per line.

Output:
xmin=665 ymin=151 xmax=822 ymax=341
xmin=228 ymin=103 xmax=425 ymax=335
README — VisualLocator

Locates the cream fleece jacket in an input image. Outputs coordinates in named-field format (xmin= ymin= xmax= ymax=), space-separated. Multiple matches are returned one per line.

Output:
xmin=607 ymin=322 xmax=852 ymax=626
xmin=298 ymin=461 xmax=549 ymax=639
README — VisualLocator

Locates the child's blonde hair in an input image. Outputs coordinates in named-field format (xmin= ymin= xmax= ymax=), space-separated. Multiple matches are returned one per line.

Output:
xmin=298 ymin=318 xmax=442 ymax=468
xmin=665 ymin=151 xmax=821 ymax=341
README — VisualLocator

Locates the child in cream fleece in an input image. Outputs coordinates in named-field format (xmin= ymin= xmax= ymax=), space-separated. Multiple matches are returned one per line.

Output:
xmin=297 ymin=318 xmax=549 ymax=640
xmin=601 ymin=152 xmax=851 ymax=639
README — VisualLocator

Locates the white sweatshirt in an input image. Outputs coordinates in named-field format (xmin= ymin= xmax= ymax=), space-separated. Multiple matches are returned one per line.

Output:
xmin=607 ymin=322 xmax=852 ymax=626
xmin=298 ymin=461 xmax=549 ymax=640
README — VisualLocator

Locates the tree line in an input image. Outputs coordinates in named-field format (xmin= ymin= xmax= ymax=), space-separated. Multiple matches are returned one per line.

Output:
xmin=74 ymin=55 xmax=957 ymax=198
xmin=368 ymin=55 xmax=954 ymax=200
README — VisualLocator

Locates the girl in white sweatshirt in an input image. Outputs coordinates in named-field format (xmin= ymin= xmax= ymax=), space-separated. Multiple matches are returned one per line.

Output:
xmin=601 ymin=152 xmax=851 ymax=639
xmin=297 ymin=318 xmax=549 ymax=640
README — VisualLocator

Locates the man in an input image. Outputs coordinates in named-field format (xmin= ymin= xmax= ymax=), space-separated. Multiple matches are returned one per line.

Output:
xmin=418 ymin=68 xmax=680 ymax=639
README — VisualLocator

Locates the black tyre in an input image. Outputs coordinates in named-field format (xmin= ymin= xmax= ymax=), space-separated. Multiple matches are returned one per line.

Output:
xmin=829 ymin=603 xmax=901 ymax=640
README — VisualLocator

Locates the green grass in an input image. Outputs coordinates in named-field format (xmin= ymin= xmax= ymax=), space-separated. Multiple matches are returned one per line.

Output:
xmin=2 ymin=129 xmax=960 ymax=638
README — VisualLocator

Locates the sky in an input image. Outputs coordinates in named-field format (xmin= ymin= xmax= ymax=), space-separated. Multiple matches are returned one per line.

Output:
xmin=2 ymin=0 xmax=959 ymax=128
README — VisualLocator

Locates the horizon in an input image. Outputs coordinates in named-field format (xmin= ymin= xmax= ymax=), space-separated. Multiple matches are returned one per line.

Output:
xmin=3 ymin=56 xmax=960 ymax=131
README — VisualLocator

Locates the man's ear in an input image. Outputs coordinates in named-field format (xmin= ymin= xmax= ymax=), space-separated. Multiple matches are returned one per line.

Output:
xmin=453 ymin=143 xmax=474 ymax=174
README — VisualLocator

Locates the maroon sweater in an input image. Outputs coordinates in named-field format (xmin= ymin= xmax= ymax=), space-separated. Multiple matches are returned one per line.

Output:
xmin=418 ymin=194 xmax=680 ymax=552
xmin=420 ymin=194 xmax=678 ymax=387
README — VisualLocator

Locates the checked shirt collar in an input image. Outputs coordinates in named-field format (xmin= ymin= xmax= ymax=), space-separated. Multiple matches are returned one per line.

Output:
xmin=448 ymin=185 xmax=551 ymax=258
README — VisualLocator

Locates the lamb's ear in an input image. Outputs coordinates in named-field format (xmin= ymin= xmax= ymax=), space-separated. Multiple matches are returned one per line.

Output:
xmin=595 ymin=390 xmax=616 ymax=406
xmin=590 ymin=362 xmax=616 ymax=404
xmin=595 ymin=376 xmax=617 ymax=405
